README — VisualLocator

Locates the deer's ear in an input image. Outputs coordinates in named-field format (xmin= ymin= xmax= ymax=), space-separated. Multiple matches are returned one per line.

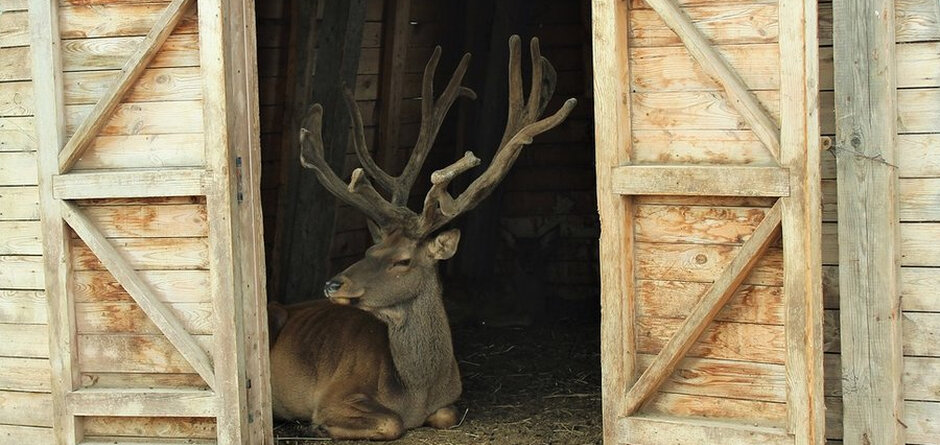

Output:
xmin=427 ymin=229 xmax=461 ymax=260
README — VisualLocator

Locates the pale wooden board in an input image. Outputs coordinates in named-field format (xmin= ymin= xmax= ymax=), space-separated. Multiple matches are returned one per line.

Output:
xmin=0 ymin=116 xmax=36 ymax=151
xmin=0 ymin=254 xmax=43 ymax=289
xmin=636 ymin=316 xmax=785 ymax=364
xmin=62 ymin=34 xmax=200 ymax=72
xmin=903 ymin=356 xmax=940 ymax=402
xmin=629 ymin=4 xmax=778 ymax=47
xmin=53 ymin=168 xmax=206 ymax=199
xmin=71 ymin=203 xmax=207 ymax=238
xmin=636 ymin=243 xmax=783 ymax=286
xmin=631 ymin=43 xmax=780 ymax=92
xmin=0 ymin=322 xmax=49 ymax=358
xmin=0 ymin=424 xmax=53 ymax=445
xmin=898 ymin=42 xmax=940 ymax=88
xmin=78 ymin=333 xmax=212 ymax=374
xmin=637 ymin=280 xmax=784 ymax=325
xmin=81 ymin=372 xmax=208 ymax=390
xmin=58 ymin=3 xmax=198 ymax=39
xmin=0 ymin=80 xmax=33 ymax=117
xmin=824 ymin=397 xmax=940 ymax=442
xmin=63 ymin=67 xmax=203 ymax=105
xmin=899 ymin=88 xmax=940 ymax=133
xmin=904 ymin=312 xmax=940 ymax=357
xmin=822 ymin=178 xmax=940 ymax=221
xmin=636 ymin=353 xmax=786 ymax=403
xmin=631 ymin=90 xmax=779 ymax=130
xmin=823 ymin=133 xmax=940 ymax=179
xmin=635 ymin=204 xmax=770 ymax=245
xmin=74 ymin=269 xmax=211 ymax=304
xmin=73 ymin=133 xmax=204 ymax=170
xmin=0 ymin=220 xmax=41 ymax=255
xmin=0 ymin=390 xmax=52 ymax=427
xmin=83 ymin=416 xmax=216 ymax=439
xmin=643 ymin=391 xmax=786 ymax=427
xmin=0 ymin=10 xmax=28 ymax=48
xmin=822 ymin=222 xmax=940 ymax=266
xmin=902 ymin=267 xmax=940 ymax=312
xmin=75 ymin=302 xmax=213 ymax=335
xmin=0 ymin=0 xmax=28 ymax=11
xmin=71 ymin=237 xmax=209 ymax=271
xmin=0 ymin=48 xmax=29 ymax=82
xmin=0 ymin=290 xmax=46 ymax=324
xmin=895 ymin=0 xmax=940 ymax=43
xmin=0 ymin=151 xmax=37 ymax=185
xmin=617 ymin=415 xmax=792 ymax=445
xmin=0 ymin=356 xmax=51 ymax=392
xmin=65 ymin=100 xmax=204 ymax=136
xmin=613 ymin=165 xmax=789 ymax=197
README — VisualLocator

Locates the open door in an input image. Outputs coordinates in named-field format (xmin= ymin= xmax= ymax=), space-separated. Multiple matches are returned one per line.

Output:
xmin=30 ymin=0 xmax=272 ymax=443
xmin=591 ymin=0 xmax=824 ymax=443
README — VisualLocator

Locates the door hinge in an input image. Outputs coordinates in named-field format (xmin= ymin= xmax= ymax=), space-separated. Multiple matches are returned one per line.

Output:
xmin=235 ymin=156 xmax=244 ymax=203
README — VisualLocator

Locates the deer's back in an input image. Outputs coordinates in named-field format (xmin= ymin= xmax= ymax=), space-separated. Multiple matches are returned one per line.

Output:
xmin=269 ymin=300 xmax=401 ymax=420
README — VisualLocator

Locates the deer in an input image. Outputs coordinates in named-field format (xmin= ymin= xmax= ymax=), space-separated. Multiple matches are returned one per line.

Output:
xmin=268 ymin=35 xmax=577 ymax=441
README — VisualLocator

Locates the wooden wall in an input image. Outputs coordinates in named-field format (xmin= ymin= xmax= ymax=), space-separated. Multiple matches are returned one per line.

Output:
xmin=822 ymin=0 xmax=940 ymax=443
xmin=0 ymin=1 xmax=53 ymax=442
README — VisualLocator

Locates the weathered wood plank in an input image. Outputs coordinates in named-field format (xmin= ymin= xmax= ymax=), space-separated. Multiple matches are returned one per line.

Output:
xmin=80 ymin=372 xmax=208 ymax=390
xmin=0 ymin=424 xmax=53 ymax=444
xmin=0 ymin=152 xmax=37 ymax=187
xmin=376 ymin=0 xmax=411 ymax=170
xmin=901 ymin=267 xmax=940 ymax=312
xmin=58 ymin=3 xmax=198 ymax=39
xmin=0 ymin=117 xmax=36 ymax=152
xmin=636 ymin=242 xmax=783 ymax=285
xmin=636 ymin=317 xmax=786 ymax=364
xmin=0 ymin=255 xmax=43 ymax=289
xmin=72 ymin=133 xmax=205 ymax=170
xmin=897 ymin=41 xmax=940 ymax=88
xmin=73 ymin=270 xmax=210 ymax=304
xmin=0 ymin=220 xmax=41 ymax=255
xmin=63 ymin=67 xmax=203 ymax=105
xmin=0 ymin=80 xmax=33 ymax=117
xmin=70 ymin=236 xmax=208 ymax=271
xmin=895 ymin=0 xmax=940 ymax=43
xmin=904 ymin=312 xmax=940 ymax=357
xmin=898 ymin=88 xmax=940 ymax=133
xmin=631 ymin=44 xmax=780 ymax=92
xmin=53 ymin=168 xmax=206 ymax=200
xmin=0 ymin=390 xmax=53 ymax=427
xmin=77 ymin=333 xmax=212 ymax=374
xmin=637 ymin=280 xmax=784 ymax=325
xmin=71 ymin=204 xmax=207 ymax=239
xmin=899 ymin=178 xmax=940 ymax=221
xmin=64 ymin=100 xmax=204 ymax=136
xmin=632 ymin=90 xmax=779 ymax=131
xmin=632 ymin=129 xmax=775 ymax=166
xmin=0 ymin=357 xmax=51 ymax=392
xmin=75 ymin=302 xmax=213 ymax=335
xmin=635 ymin=204 xmax=771 ymax=245
xmin=617 ymin=414 xmax=792 ymax=445
xmin=644 ymin=391 xmax=787 ymax=426
xmin=629 ymin=4 xmax=778 ymax=47
xmin=0 ymin=290 xmax=46 ymax=324
xmin=0 ymin=323 xmax=49 ymax=358
xmin=0 ymin=186 xmax=39 ymax=220
xmin=898 ymin=134 xmax=940 ymax=178
xmin=613 ymin=165 xmax=788 ymax=197
xmin=636 ymin=353 xmax=786 ymax=403
xmin=824 ymin=223 xmax=940 ymax=266
xmin=0 ymin=10 xmax=28 ymax=48
xmin=66 ymin=388 xmax=217 ymax=417
xmin=61 ymin=34 xmax=199 ymax=72
xmin=83 ymin=416 xmax=216 ymax=439
xmin=0 ymin=47 xmax=30 ymax=82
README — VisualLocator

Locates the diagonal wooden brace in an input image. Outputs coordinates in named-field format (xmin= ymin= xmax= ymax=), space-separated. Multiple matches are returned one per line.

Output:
xmin=643 ymin=0 xmax=781 ymax=162
xmin=623 ymin=199 xmax=783 ymax=415
xmin=61 ymin=201 xmax=217 ymax=390
xmin=58 ymin=0 xmax=196 ymax=173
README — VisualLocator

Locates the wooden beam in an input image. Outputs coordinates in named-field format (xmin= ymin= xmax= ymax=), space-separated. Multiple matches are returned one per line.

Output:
xmin=29 ymin=0 xmax=83 ymax=442
xmin=617 ymin=415 xmax=793 ymax=445
xmin=52 ymin=168 xmax=206 ymax=199
xmin=833 ymin=0 xmax=903 ymax=442
xmin=642 ymin=0 xmax=781 ymax=161
xmin=376 ymin=0 xmax=411 ymax=171
xmin=622 ymin=200 xmax=782 ymax=415
xmin=612 ymin=165 xmax=790 ymax=197
xmin=591 ymin=0 xmax=635 ymax=443
xmin=66 ymin=389 xmax=217 ymax=417
xmin=57 ymin=0 xmax=195 ymax=173
xmin=60 ymin=201 xmax=217 ymax=389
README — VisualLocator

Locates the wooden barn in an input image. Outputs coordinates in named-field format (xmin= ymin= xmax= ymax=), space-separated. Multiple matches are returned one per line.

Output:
xmin=0 ymin=0 xmax=936 ymax=444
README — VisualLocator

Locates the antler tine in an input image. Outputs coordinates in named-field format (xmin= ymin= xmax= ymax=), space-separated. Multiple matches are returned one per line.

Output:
xmin=526 ymin=37 xmax=556 ymax=121
xmin=395 ymin=47 xmax=476 ymax=205
xmin=505 ymin=35 xmax=524 ymax=139
xmin=416 ymin=151 xmax=481 ymax=235
xmin=343 ymin=87 xmax=395 ymax=194
xmin=299 ymin=104 xmax=415 ymax=231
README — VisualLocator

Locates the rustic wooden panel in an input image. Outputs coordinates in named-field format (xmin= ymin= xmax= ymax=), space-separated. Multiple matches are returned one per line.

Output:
xmin=632 ymin=130 xmax=774 ymax=165
xmin=0 ymin=10 xmax=28 ymax=48
xmin=897 ymin=42 xmax=940 ymax=88
xmin=73 ymin=133 xmax=205 ymax=170
xmin=898 ymin=134 xmax=940 ymax=178
xmin=0 ymin=424 xmax=53 ymax=444
xmin=637 ymin=280 xmax=784 ymax=325
xmin=643 ymin=391 xmax=786 ymax=427
xmin=80 ymin=372 xmax=208 ymax=390
xmin=0 ymin=117 xmax=35 ymax=152
xmin=822 ymin=178 xmax=940 ymax=221
xmin=895 ymin=0 xmax=940 ymax=43
xmin=0 ymin=390 xmax=52 ymax=427
xmin=0 ymin=80 xmax=33 ymax=116
xmin=636 ymin=353 xmax=786 ymax=403
xmin=635 ymin=205 xmax=769 ymax=245
xmin=901 ymin=267 xmax=940 ymax=312
xmin=61 ymin=34 xmax=200 ymax=72
xmin=65 ymin=101 xmax=204 ymax=136
xmin=58 ymin=3 xmax=198 ymax=39
xmin=0 ymin=151 xmax=38 ymax=186
xmin=636 ymin=317 xmax=786 ymax=364
xmin=631 ymin=44 xmax=779 ymax=92
xmin=0 ymin=357 xmax=51 ymax=392
xmin=0 ymin=255 xmax=43 ymax=289
xmin=73 ymin=270 xmax=210 ymax=304
xmin=0 ymin=221 xmax=41 ymax=255
xmin=636 ymin=243 xmax=783 ymax=286
xmin=905 ymin=400 xmax=940 ymax=443
xmin=63 ymin=67 xmax=203 ymax=105
xmin=72 ymin=204 xmax=207 ymax=238
xmin=898 ymin=88 xmax=940 ymax=133
xmin=0 ymin=290 xmax=46 ymax=324
xmin=0 ymin=323 xmax=49 ymax=358
xmin=0 ymin=186 xmax=39 ymax=220
xmin=629 ymin=4 xmax=778 ymax=47
xmin=904 ymin=312 xmax=940 ymax=357
xmin=631 ymin=90 xmax=778 ymax=130
xmin=902 ymin=356 xmax=940 ymax=402
xmin=83 ymin=416 xmax=216 ymax=439
xmin=70 ymin=237 xmax=209 ymax=270
xmin=822 ymin=222 xmax=940 ymax=266
xmin=77 ymin=333 xmax=212 ymax=374
xmin=75 ymin=302 xmax=213 ymax=335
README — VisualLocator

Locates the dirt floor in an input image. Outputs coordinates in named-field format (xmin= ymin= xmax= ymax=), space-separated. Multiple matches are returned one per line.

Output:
xmin=272 ymin=316 xmax=602 ymax=445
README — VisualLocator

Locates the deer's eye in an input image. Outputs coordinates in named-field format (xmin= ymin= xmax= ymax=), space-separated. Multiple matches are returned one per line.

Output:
xmin=392 ymin=258 xmax=411 ymax=268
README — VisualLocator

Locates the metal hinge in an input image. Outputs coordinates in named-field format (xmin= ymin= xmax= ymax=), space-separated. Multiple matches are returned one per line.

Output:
xmin=235 ymin=156 xmax=244 ymax=203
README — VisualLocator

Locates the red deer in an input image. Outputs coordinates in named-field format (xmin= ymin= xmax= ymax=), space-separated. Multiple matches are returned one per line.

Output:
xmin=268 ymin=35 xmax=576 ymax=440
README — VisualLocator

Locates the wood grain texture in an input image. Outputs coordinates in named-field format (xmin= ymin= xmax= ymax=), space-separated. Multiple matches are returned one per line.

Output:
xmin=629 ymin=4 xmax=778 ymax=47
xmin=636 ymin=353 xmax=786 ymax=402
xmin=53 ymin=168 xmax=206 ymax=199
xmin=0 ymin=185 xmax=40 ymax=220
xmin=0 ymin=10 xmax=28 ymax=48
xmin=58 ymin=3 xmax=198 ymax=39
xmin=0 ymin=220 xmax=42 ymax=255
xmin=632 ymin=129 xmax=774 ymax=166
xmin=61 ymin=34 xmax=199 ymax=72
xmin=0 ymin=390 xmax=53 ymax=427
xmin=73 ymin=270 xmax=210 ymax=304
xmin=0 ymin=356 xmax=52 ymax=392
xmin=613 ymin=165 xmax=788 ymax=197
xmin=644 ymin=391 xmax=786 ymax=427
xmin=631 ymin=44 xmax=779 ymax=92
xmin=0 ymin=255 xmax=44 ymax=289
xmin=77 ymin=333 xmax=212 ymax=374
xmin=0 ymin=290 xmax=47 ymax=324
xmin=62 ymin=67 xmax=203 ymax=105
xmin=0 ymin=116 xmax=36 ymax=151
xmin=637 ymin=280 xmax=784 ymax=325
xmin=636 ymin=316 xmax=785 ymax=364
xmin=0 ymin=322 xmax=49 ymax=358
xmin=83 ymin=416 xmax=215 ymax=439
xmin=617 ymin=414 xmax=791 ymax=445
xmin=66 ymin=388 xmax=217 ymax=417
xmin=72 ymin=133 xmax=205 ymax=170
xmin=636 ymin=242 xmax=783 ymax=285
xmin=64 ymin=101 xmax=204 ymax=136
xmin=0 ymin=80 xmax=33 ymax=116
xmin=69 ymin=236 xmax=208 ymax=271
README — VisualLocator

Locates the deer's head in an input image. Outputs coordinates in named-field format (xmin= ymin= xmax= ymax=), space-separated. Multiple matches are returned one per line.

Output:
xmin=300 ymin=35 xmax=576 ymax=314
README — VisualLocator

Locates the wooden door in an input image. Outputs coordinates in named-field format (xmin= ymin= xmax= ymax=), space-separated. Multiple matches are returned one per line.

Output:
xmin=591 ymin=0 xmax=824 ymax=443
xmin=29 ymin=0 xmax=271 ymax=443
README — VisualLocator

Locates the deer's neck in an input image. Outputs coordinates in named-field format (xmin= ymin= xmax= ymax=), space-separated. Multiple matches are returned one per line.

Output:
xmin=380 ymin=274 xmax=454 ymax=389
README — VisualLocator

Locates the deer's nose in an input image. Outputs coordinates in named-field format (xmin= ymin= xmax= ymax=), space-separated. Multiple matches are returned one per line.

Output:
xmin=323 ymin=279 xmax=343 ymax=296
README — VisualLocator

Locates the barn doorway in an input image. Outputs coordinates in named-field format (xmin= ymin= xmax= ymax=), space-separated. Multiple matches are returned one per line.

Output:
xmin=253 ymin=0 xmax=602 ymax=443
